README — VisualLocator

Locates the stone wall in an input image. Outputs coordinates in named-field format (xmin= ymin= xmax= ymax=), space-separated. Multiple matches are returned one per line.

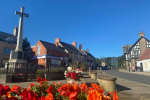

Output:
xmin=139 ymin=38 xmax=146 ymax=54
xmin=0 ymin=74 xmax=13 ymax=83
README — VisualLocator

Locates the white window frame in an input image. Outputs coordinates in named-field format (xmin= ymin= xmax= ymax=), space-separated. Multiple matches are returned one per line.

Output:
xmin=37 ymin=46 xmax=41 ymax=55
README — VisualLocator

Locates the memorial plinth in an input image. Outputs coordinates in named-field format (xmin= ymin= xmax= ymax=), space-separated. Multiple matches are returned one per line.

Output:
xmin=6 ymin=7 xmax=29 ymax=68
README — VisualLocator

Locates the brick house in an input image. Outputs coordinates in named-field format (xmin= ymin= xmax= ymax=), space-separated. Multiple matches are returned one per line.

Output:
xmin=54 ymin=38 xmax=96 ymax=69
xmin=25 ymin=40 xmax=68 ymax=68
xmin=123 ymin=31 xmax=150 ymax=71
xmin=0 ymin=26 xmax=18 ymax=67
xmin=54 ymin=38 xmax=87 ymax=66
xmin=79 ymin=47 xmax=96 ymax=69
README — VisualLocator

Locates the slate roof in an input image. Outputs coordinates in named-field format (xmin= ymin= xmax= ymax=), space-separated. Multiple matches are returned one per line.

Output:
xmin=123 ymin=45 xmax=133 ymax=54
xmin=39 ymin=40 xmax=67 ymax=54
xmin=60 ymin=42 xmax=84 ymax=56
xmin=84 ymin=50 xmax=95 ymax=58
xmin=0 ymin=31 xmax=17 ymax=43
xmin=137 ymin=48 xmax=150 ymax=61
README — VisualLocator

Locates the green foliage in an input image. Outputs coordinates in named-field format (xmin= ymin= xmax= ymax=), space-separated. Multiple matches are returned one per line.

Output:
xmin=36 ymin=67 xmax=66 ymax=78
xmin=117 ymin=55 xmax=126 ymax=69
xmin=22 ymin=37 xmax=30 ymax=51
xmin=81 ymin=63 xmax=88 ymax=71
xmin=96 ymin=58 xmax=102 ymax=67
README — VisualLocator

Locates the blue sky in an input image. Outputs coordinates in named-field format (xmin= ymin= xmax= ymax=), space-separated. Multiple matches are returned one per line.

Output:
xmin=1 ymin=0 xmax=150 ymax=58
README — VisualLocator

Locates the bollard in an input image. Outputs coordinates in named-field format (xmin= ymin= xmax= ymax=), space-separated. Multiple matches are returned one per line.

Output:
xmin=89 ymin=67 xmax=91 ymax=71
xmin=6 ymin=62 xmax=9 ymax=74
xmin=100 ymin=67 xmax=102 ymax=74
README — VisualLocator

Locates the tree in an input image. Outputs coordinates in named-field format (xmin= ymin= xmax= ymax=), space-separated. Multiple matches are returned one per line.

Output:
xmin=22 ymin=37 xmax=30 ymax=51
xmin=117 ymin=55 xmax=126 ymax=69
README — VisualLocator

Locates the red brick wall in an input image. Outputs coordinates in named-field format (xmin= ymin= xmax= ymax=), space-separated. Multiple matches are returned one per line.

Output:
xmin=26 ymin=40 xmax=68 ymax=67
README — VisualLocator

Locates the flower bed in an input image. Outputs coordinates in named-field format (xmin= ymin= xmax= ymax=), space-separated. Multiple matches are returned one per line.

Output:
xmin=0 ymin=77 xmax=119 ymax=100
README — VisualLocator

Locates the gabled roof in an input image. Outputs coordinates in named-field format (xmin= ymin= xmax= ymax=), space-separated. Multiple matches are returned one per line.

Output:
xmin=39 ymin=40 xmax=67 ymax=54
xmin=84 ymin=50 xmax=95 ymax=58
xmin=60 ymin=42 xmax=84 ymax=56
xmin=137 ymin=48 xmax=150 ymax=61
xmin=123 ymin=45 xmax=133 ymax=54
xmin=129 ymin=36 xmax=150 ymax=51
xmin=0 ymin=31 xmax=17 ymax=43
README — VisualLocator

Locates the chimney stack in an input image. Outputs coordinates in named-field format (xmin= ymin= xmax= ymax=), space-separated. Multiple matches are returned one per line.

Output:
xmin=139 ymin=31 xmax=145 ymax=38
xmin=79 ymin=44 xmax=82 ymax=50
xmin=13 ymin=26 xmax=18 ymax=37
xmin=72 ymin=41 xmax=76 ymax=47
xmin=54 ymin=42 xmax=58 ymax=46
xmin=55 ymin=38 xmax=60 ymax=43
xmin=86 ymin=48 xmax=89 ymax=53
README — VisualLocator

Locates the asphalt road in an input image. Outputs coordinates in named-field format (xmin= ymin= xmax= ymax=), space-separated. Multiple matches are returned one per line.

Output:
xmin=102 ymin=69 xmax=150 ymax=86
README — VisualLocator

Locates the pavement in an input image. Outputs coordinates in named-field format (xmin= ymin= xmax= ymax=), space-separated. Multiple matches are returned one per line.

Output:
xmin=100 ymin=70 xmax=150 ymax=100
xmin=1 ymin=71 xmax=150 ymax=100
xmin=119 ymin=69 xmax=150 ymax=76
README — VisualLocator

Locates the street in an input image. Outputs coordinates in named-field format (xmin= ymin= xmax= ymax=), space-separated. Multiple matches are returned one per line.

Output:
xmin=103 ymin=69 xmax=150 ymax=86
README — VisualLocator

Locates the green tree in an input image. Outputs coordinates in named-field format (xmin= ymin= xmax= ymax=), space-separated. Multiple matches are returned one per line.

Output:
xmin=22 ymin=37 xmax=30 ymax=51
xmin=117 ymin=55 xmax=126 ymax=69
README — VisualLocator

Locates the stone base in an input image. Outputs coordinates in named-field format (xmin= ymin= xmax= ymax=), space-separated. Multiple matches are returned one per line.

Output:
xmin=91 ymin=72 xmax=97 ymax=80
xmin=5 ymin=59 xmax=27 ymax=68
xmin=97 ymin=75 xmax=117 ymax=92
xmin=0 ymin=74 xmax=13 ymax=83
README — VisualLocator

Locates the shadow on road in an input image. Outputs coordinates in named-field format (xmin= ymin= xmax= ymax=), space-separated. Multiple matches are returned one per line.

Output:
xmin=116 ymin=84 xmax=131 ymax=91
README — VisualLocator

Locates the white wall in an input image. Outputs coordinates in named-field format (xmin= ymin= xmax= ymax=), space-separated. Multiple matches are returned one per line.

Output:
xmin=136 ymin=59 xmax=150 ymax=72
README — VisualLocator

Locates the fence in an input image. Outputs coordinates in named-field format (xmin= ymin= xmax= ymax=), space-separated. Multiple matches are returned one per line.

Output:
xmin=0 ymin=63 xmax=66 ymax=82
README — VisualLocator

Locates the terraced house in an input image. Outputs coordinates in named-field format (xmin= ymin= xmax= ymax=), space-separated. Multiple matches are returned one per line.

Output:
xmin=25 ymin=40 xmax=68 ymax=68
xmin=54 ymin=38 xmax=96 ymax=69
xmin=0 ymin=26 xmax=18 ymax=67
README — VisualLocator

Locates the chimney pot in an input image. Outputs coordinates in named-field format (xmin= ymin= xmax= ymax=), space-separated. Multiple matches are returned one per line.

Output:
xmin=86 ymin=48 xmax=89 ymax=53
xmin=55 ymin=38 xmax=60 ymax=43
xmin=72 ymin=41 xmax=77 ymax=47
xmin=139 ymin=31 xmax=145 ymax=38
xmin=79 ymin=44 xmax=82 ymax=50
xmin=13 ymin=26 xmax=18 ymax=37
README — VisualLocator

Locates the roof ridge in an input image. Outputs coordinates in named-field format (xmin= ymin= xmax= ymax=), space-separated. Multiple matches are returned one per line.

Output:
xmin=0 ymin=31 xmax=13 ymax=35
xmin=39 ymin=40 xmax=55 ymax=45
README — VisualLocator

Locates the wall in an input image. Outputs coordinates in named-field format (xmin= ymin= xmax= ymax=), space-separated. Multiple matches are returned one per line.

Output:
xmin=0 ymin=41 xmax=16 ymax=66
xmin=136 ymin=59 xmax=150 ymax=72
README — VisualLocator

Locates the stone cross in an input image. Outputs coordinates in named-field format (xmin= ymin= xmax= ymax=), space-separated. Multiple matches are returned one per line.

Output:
xmin=15 ymin=7 xmax=29 ymax=51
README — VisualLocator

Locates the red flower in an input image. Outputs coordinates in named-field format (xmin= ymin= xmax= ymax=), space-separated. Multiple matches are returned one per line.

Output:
xmin=36 ymin=77 xmax=43 ymax=83
xmin=69 ymin=92 xmax=78 ymax=100
xmin=113 ymin=91 xmax=119 ymax=100
xmin=66 ymin=72 xmax=71 ymax=78
xmin=27 ymin=83 xmax=35 ymax=90
xmin=47 ymin=86 xmax=54 ymax=93
xmin=11 ymin=85 xmax=21 ymax=93
xmin=0 ymin=84 xmax=4 ymax=97
xmin=20 ymin=89 xmax=38 ymax=100
xmin=71 ymin=72 xmax=78 ymax=80
xmin=53 ymin=82 xmax=57 ymax=85
xmin=3 ymin=85 xmax=10 ymax=95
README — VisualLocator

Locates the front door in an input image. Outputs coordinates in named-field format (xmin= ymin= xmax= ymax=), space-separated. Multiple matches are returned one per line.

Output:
xmin=140 ymin=63 xmax=143 ymax=72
